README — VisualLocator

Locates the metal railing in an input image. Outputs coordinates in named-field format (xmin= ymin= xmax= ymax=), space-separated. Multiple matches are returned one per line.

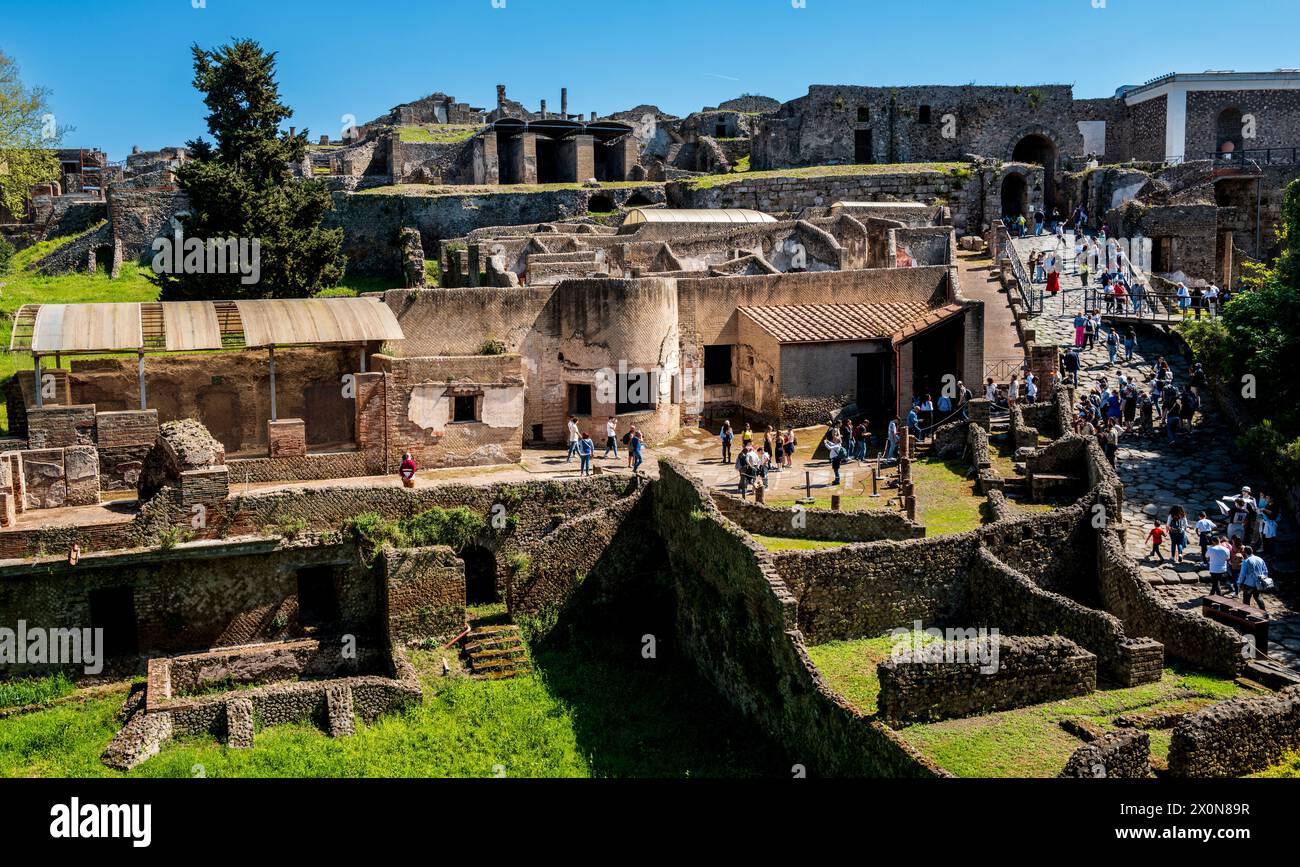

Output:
xmin=1075 ymin=286 xmax=1223 ymax=326
xmin=997 ymin=221 xmax=1044 ymax=315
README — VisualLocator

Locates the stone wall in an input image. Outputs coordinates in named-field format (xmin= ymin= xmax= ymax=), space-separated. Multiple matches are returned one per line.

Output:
xmin=652 ymin=460 xmax=949 ymax=777
xmin=1059 ymin=729 xmax=1151 ymax=778
xmin=772 ymin=533 xmax=979 ymax=643
xmin=1167 ymin=686 xmax=1300 ymax=778
xmin=877 ymin=634 xmax=1096 ymax=724
xmin=381 ymin=545 xmax=466 ymax=642
xmin=1096 ymin=527 xmax=1246 ymax=676
xmin=968 ymin=548 xmax=1163 ymax=687
xmin=712 ymin=492 xmax=924 ymax=543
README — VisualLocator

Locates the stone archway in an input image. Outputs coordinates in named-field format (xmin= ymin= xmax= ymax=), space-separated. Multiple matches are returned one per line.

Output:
xmin=1001 ymin=172 xmax=1030 ymax=221
xmin=1216 ymin=107 xmax=1244 ymax=160
xmin=1009 ymin=128 xmax=1061 ymax=215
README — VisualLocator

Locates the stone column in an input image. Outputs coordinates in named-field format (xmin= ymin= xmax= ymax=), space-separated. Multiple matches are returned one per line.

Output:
xmin=558 ymin=135 xmax=595 ymax=183
xmin=512 ymin=132 xmax=538 ymax=184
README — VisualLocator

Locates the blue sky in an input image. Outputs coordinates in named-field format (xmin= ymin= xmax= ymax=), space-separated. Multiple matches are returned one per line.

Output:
xmin=5 ymin=0 xmax=1299 ymax=160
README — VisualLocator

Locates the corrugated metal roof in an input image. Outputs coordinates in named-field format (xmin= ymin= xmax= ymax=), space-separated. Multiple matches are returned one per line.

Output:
xmin=10 ymin=297 xmax=404 ymax=354
xmin=30 ymin=303 xmax=143 ymax=353
xmin=739 ymin=303 xmax=933 ymax=344
xmin=624 ymin=208 xmax=777 ymax=225
xmin=235 ymin=298 xmax=404 ymax=348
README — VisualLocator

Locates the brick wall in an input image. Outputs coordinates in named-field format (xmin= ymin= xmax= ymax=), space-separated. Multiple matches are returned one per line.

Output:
xmin=712 ymin=492 xmax=924 ymax=543
xmin=381 ymin=545 xmax=466 ymax=642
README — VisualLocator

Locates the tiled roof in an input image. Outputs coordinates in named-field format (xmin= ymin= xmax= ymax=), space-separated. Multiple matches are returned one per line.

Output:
xmin=738 ymin=302 xmax=944 ymax=345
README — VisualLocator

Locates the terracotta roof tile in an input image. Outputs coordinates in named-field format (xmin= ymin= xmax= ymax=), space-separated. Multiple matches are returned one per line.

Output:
xmin=738 ymin=302 xmax=935 ymax=344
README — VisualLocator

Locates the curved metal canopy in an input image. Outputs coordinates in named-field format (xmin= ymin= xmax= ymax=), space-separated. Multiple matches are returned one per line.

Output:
xmin=624 ymin=208 xmax=777 ymax=226
xmin=10 ymin=297 xmax=405 ymax=355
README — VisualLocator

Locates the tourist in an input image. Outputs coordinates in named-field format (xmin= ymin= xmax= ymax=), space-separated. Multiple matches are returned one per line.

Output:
xmin=1145 ymin=521 xmax=1167 ymax=563
xmin=1195 ymin=512 xmax=1217 ymax=562
xmin=720 ymin=419 xmax=733 ymax=464
xmin=736 ymin=444 xmax=755 ymax=494
xmin=1206 ymin=535 xmax=1232 ymax=597
xmin=566 ymin=416 xmax=580 ymax=462
xmin=1073 ymin=310 xmax=1087 ymax=348
xmin=1034 ymin=207 xmax=1045 ymax=236
xmin=604 ymin=416 xmax=620 ymax=460
xmin=1124 ymin=326 xmax=1137 ymax=361
xmin=398 ymin=451 xmax=418 ymax=488
xmin=763 ymin=426 xmax=776 ymax=466
xmin=1008 ymin=374 xmax=1021 ymax=405
xmin=1112 ymin=280 xmax=1126 ymax=312
xmin=1228 ymin=536 xmax=1245 ymax=595
xmin=741 ymin=423 xmax=754 ymax=449
xmin=1165 ymin=392 xmax=1182 ymax=444
xmin=854 ymin=418 xmax=869 ymax=461
xmin=1046 ymin=267 xmax=1061 ymax=297
xmin=1087 ymin=310 xmax=1101 ymax=349
xmin=920 ymin=394 xmax=935 ymax=434
xmin=1225 ymin=497 xmax=1250 ymax=543
xmin=1062 ymin=349 xmax=1080 ymax=386
xmin=629 ymin=426 xmax=644 ymax=475
xmin=1103 ymin=419 xmax=1119 ymax=466
xmin=576 ymin=431 xmax=594 ymax=477
xmin=1025 ymin=373 xmax=1038 ymax=402
xmin=1176 ymin=282 xmax=1191 ymax=313
xmin=1191 ymin=284 xmax=1204 ymax=319
xmin=1122 ymin=385 xmax=1138 ymax=432
xmin=956 ymin=380 xmax=972 ymax=419
xmin=1105 ymin=326 xmax=1119 ymax=365
xmin=1016 ymin=213 xmax=1027 ymax=237
xmin=1238 ymin=546 xmax=1270 ymax=611
xmin=1168 ymin=505 xmax=1190 ymax=563
xmin=907 ymin=404 xmax=923 ymax=443
xmin=1180 ymin=387 xmax=1198 ymax=432
xmin=784 ymin=427 xmax=797 ymax=468
xmin=1204 ymin=283 xmax=1220 ymax=317
xmin=985 ymin=376 xmax=998 ymax=402
xmin=885 ymin=415 xmax=901 ymax=463
xmin=824 ymin=431 xmax=846 ymax=484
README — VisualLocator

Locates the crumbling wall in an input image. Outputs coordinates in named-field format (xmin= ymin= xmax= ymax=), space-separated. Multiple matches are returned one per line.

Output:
xmin=1167 ymin=686 xmax=1300 ymax=778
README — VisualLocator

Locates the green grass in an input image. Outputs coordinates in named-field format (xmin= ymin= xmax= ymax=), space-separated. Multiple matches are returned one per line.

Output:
xmin=679 ymin=161 xmax=969 ymax=191
xmin=1253 ymin=749 xmax=1300 ymax=778
xmin=0 ymin=644 xmax=788 ymax=778
xmin=0 ymin=673 xmax=75 ymax=710
xmin=397 ymin=124 xmax=481 ymax=144
xmin=910 ymin=457 xmax=990 ymax=535
xmin=898 ymin=669 xmax=1248 ymax=778
xmin=805 ymin=631 xmax=939 ymax=715
xmin=750 ymin=534 xmax=847 ymax=552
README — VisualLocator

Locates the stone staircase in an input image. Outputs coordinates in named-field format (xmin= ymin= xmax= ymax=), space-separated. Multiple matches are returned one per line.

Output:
xmin=464 ymin=624 xmax=532 ymax=680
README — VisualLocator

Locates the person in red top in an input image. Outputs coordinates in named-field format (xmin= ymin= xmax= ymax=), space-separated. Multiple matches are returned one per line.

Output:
xmin=399 ymin=451 xmax=418 ymax=487
xmin=1046 ymin=269 xmax=1060 ymax=296
xmin=1145 ymin=521 xmax=1166 ymax=562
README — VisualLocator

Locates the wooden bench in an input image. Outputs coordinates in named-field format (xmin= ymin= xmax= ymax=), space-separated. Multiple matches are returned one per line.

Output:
xmin=1202 ymin=594 xmax=1270 ymax=659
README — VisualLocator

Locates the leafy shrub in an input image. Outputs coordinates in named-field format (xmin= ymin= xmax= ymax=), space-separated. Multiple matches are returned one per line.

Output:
xmin=0 ymin=235 xmax=15 ymax=276
xmin=314 ymin=286 xmax=358 ymax=298
xmin=480 ymin=337 xmax=507 ymax=356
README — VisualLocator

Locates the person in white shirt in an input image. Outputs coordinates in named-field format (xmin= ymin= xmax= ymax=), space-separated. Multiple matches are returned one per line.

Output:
xmin=1205 ymin=536 xmax=1232 ymax=597
xmin=985 ymin=377 xmax=998 ymax=402
xmin=1008 ymin=375 xmax=1021 ymax=403
xmin=1025 ymin=374 xmax=1038 ymax=402
xmin=1194 ymin=512 xmax=1217 ymax=562
xmin=566 ymin=417 xmax=580 ymax=462
xmin=602 ymin=416 xmax=619 ymax=459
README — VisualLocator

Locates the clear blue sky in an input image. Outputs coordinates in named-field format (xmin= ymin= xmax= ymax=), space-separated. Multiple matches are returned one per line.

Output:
xmin=5 ymin=0 xmax=1299 ymax=160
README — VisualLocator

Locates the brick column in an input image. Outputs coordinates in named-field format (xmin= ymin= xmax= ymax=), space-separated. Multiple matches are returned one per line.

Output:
xmin=558 ymin=134 xmax=595 ymax=183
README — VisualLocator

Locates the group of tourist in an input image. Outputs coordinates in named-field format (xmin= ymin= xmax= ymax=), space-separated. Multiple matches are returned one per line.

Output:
xmin=725 ymin=421 xmax=798 ymax=493
xmin=1144 ymin=487 xmax=1280 ymax=611
xmin=566 ymin=416 xmax=644 ymax=476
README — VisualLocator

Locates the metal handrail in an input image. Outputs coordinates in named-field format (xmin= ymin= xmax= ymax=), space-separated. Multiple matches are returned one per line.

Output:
xmin=997 ymin=221 xmax=1043 ymax=315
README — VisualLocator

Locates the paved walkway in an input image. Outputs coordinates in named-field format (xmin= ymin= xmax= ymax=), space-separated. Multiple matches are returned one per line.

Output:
xmin=956 ymin=249 xmax=1023 ymax=378
xmin=1012 ymin=233 xmax=1300 ymax=672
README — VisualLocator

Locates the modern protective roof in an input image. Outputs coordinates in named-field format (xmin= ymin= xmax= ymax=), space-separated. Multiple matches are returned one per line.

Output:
xmin=738 ymin=303 xmax=933 ymax=344
xmin=624 ymin=208 xmax=777 ymax=226
xmin=9 ymin=297 xmax=404 ymax=355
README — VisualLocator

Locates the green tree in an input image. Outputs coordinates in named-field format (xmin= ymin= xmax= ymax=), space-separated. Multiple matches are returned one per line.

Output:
xmin=155 ymin=39 xmax=345 ymax=300
xmin=0 ymin=50 xmax=61 ymax=219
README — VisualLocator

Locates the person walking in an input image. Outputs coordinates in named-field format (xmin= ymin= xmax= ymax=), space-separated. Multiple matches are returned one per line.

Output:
xmin=566 ymin=416 xmax=580 ymax=462
xmin=719 ymin=420 xmax=733 ymax=464
xmin=576 ymin=431 xmax=594 ymax=477
xmin=1168 ymin=505 xmax=1190 ymax=563
xmin=1195 ymin=512 xmax=1216 ymax=562
xmin=1145 ymin=521 xmax=1167 ymax=563
xmin=1063 ymin=349 xmax=1080 ymax=386
xmin=1025 ymin=373 xmax=1038 ymax=402
xmin=603 ymin=416 xmax=620 ymax=460
xmin=824 ymin=431 xmax=846 ymax=485
xmin=1124 ymin=326 xmax=1137 ymax=362
xmin=736 ymin=444 xmax=755 ymax=494
xmin=885 ymin=416 xmax=900 ymax=463
xmin=1205 ymin=535 xmax=1232 ymax=597
xmin=629 ymin=426 xmax=644 ymax=475
xmin=1238 ymin=546 xmax=1270 ymax=611
xmin=907 ymin=404 xmax=923 ymax=443
xmin=1105 ymin=327 xmax=1119 ymax=365
xmin=1073 ymin=310 xmax=1087 ymax=348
